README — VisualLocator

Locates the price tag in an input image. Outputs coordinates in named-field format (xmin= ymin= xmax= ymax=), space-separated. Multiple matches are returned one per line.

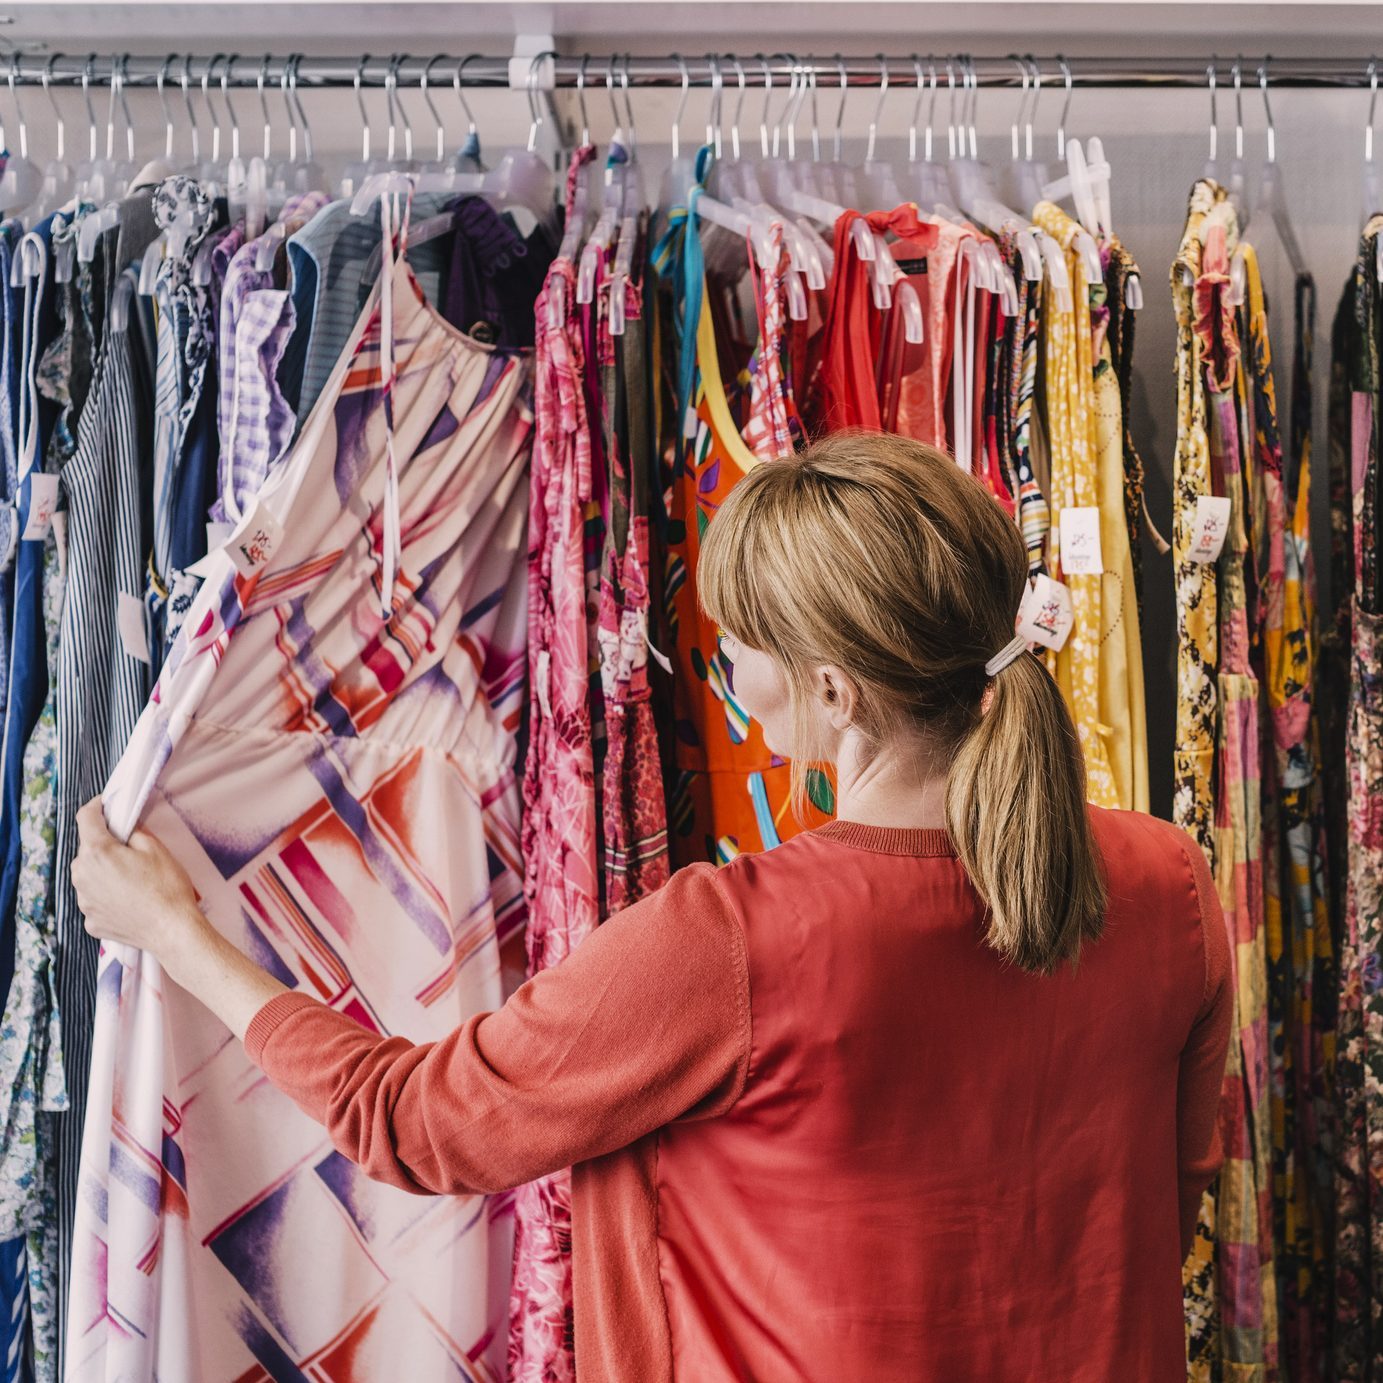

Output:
xmin=225 ymin=502 xmax=284 ymax=579
xmin=21 ymin=474 xmax=58 ymax=542
xmin=116 ymin=591 xmax=151 ymax=665
xmin=1016 ymin=573 xmax=1075 ymax=652
xmin=1058 ymin=506 xmax=1103 ymax=576
xmin=207 ymin=520 xmax=234 ymax=549
xmin=1188 ymin=495 xmax=1232 ymax=564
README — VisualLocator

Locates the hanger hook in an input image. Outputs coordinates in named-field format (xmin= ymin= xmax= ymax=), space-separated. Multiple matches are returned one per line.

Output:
xmin=279 ymin=54 xmax=298 ymax=164
xmin=81 ymin=54 xmax=97 ymax=164
xmin=670 ymin=53 xmax=688 ymax=161
xmin=966 ymin=54 xmax=979 ymax=158
xmin=1025 ymin=55 xmax=1042 ymax=162
xmin=604 ymin=53 xmax=620 ymax=141
xmin=384 ymin=54 xmax=398 ymax=162
xmin=7 ymin=53 xmax=26 ymax=162
xmin=454 ymin=55 xmax=479 ymax=151
xmin=104 ymin=54 xmax=118 ymax=162
xmin=180 ymin=54 xmax=200 ymax=165
xmin=222 ymin=54 xmax=242 ymax=163
xmin=527 ymin=50 xmax=553 ymax=155
xmin=354 ymin=54 xmax=372 ymax=162
xmin=291 ymin=55 xmax=314 ymax=163
xmin=908 ymin=55 xmax=925 ymax=164
xmin=620 ymin=53 xmax=636 ymax=156
xmin=755 ymin=54 xmax=772 ymax=159
xmin=1232 ymin=56 xmax=1244 ymax=161
xmin=706 ymin=52 xmax=724 ymax=159
xmin=867 ymin=55 xmax=888 ymax=163
xmin=1009 ymin=55 xmax=1029 ymax=162
xmin=1207 ymin=58 xmax=1218 ymax=165
xmin=421 ymin=56 xmax=446 ymax=164
xmin=258 ymin=54 xmax=273 ymax=162
xmin=574 ymin=54 xmax=590 ymax=148
xmin=831 ymin=52 xmax=847 ymax=162
xmin=730 ymin=55 xmax=747 ymax=162
xmin=157 ymin=53 xmax=177 ymax=162
xmin=1369 ymin=58 xmax=1379 ymax=164
xmin=773 ymin=54 xmax=798 ymax=160
xmin=1056 ymin=55 xmax=1072 ymax=159
xmin=1258 ymin=59 xmax=1277 ymax=166
xmin=42 ymin=53 xmax=65 ymax=164
xmin=945 ymin=57 xmax=957 ymax=160
xmin=394 ymin=55 xmax=416 ymax=163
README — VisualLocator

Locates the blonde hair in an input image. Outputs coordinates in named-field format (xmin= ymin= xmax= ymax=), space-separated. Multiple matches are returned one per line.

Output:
xmin=699 ymin=431 xmax=1106 ymax=974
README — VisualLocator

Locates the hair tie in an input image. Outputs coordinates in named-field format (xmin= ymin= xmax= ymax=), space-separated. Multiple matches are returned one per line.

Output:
xmin=984 ymin=635 xmax=1027 ymax=678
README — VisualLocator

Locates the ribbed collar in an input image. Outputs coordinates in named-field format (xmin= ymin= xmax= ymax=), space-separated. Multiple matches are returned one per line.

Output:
xmin=813 ymin=819 xmax=956 ymax=857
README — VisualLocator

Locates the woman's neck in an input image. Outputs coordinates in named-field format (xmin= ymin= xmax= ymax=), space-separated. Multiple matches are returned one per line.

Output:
xmin=830 ymin=728 xmax=950 ymax=831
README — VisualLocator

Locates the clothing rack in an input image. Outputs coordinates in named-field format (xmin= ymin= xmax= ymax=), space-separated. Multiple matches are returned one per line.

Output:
xmin=7 ymin=52 xmax=1383 ymax=91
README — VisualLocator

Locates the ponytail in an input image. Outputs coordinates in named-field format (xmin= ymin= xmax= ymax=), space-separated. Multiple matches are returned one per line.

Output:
xmin=699 ymin=430 xmax=1109 ymax=975
xmin=945 ymin=651 xmax=1107 ymax=974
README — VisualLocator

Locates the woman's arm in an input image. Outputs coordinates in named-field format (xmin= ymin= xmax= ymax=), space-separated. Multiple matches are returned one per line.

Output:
xmin=73 ymin=797 xmax=751 ymax=1196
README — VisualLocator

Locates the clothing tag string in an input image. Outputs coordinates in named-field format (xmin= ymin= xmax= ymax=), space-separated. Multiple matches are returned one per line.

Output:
xmin=377 ymin=187 xmax=410 ymax=619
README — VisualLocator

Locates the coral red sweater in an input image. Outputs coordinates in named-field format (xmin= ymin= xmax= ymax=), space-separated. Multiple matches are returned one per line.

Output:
xmin=246 ymin=807 xmax=1231 ymax=1382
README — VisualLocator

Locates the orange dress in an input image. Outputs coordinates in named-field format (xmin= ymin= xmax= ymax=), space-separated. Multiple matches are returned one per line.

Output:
xmin=664 ymin=234 xmax=830 ymax=868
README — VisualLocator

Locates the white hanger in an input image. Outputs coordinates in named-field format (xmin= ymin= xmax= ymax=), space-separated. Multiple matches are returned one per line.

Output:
xmin=1256 ymin=61 xmax=1307 ymax=279
xmin=32 ymin=55 xmax=75 ymax=223
xmin=0 ymin=55 xmax=42 ymax=213
xmin=1364 ymin=59 xmax=1383 ymax=282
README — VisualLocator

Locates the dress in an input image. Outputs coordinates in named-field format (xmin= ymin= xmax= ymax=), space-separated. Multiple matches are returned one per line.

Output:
xmin=1032 ymin=201 xmax=1119 ymax=811
xmin=51 ymin=188 xmax=161 ymax=1367
xmin=1173 ymin=177 xmax=1228 ymax=1382
xmin=66 ymin=245 xmax=533 ymax=1382
xmin=660 ymin=187 xmax=826 ymax=868
xmin=511 ymin=149 xmax=601 ymax=1383
xmin=1334 ymin=215 xmax=1383 ymax=1381
xmin=1210 ymin=234 xmax=1279 ymax=1379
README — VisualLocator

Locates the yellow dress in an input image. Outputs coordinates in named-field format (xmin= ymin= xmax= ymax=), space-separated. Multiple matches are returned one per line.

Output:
xmin=1032 ymin=201 xmax=1119 ymax=809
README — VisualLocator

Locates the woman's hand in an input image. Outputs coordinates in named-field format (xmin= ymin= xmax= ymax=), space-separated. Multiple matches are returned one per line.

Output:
xmin=72 ymin=796 xmax=289 ymax=1041
xmin=72 ymin=796 xmax=208 ymax=964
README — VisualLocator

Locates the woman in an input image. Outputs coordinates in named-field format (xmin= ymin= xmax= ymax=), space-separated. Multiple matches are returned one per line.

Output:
xmin=74 ymin=432 xmax=1230 ymax=1382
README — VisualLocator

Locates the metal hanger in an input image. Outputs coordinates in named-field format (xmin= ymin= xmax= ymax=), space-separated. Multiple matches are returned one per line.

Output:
xmin=419 ymin=55 xmax=447 ymax=168
xmin=453 ymin=54 xmax=482 ymax=167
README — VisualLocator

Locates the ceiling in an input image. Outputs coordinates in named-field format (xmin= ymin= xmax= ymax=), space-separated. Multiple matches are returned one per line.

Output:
xmin=1 ymin=0 xmax=1377 ymax=56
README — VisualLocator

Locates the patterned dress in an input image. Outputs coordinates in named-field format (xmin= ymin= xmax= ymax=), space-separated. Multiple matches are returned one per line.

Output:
xmin=1264 ymin=268 xmax=1334 ymax=1383
xmin=1211 ymin=236 xmax=1278 ymax=1380
xmin=660 ymin=181 xmax=826 ymax=868
xmin=1173 ymin=177 xmax=1226 ymax=1383
xmin=1333 ymin=215 xmax=1383 ymax=1381
xmin=66 ymin=249 xmax=532 ymax=1382
xmin=1032 ymin=200 xmax=1119 ymax=811
xmin=511 ymin=149 xmax=601 ymax=1383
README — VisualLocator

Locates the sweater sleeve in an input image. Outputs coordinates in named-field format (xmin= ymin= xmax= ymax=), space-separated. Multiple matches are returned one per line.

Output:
xmin=243 ymin=863 xmax=750 ymax=1197
xmin=1174 ymin=834 xmax=1233 ymax=1259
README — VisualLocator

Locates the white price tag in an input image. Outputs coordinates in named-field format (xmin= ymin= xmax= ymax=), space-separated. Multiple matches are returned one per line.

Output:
xmin=1059 ymin=506 xmax=1103 ymax=576
xmin=1188 ymin=495 xmax=1232 ymax=564
xmin=225 ymin=502 xmax=284 ymax=579
xmin=116 ymin=591 xmax=151 ymax=665
xmin=21 ymin=474 xmax=58 ymax=542
xmin=1016 ymin=574 xmax=1075 ymax=652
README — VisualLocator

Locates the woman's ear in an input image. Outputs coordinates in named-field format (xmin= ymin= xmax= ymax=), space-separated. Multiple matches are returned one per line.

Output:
xmin=814 ymin=664 xmax=858 ymax=731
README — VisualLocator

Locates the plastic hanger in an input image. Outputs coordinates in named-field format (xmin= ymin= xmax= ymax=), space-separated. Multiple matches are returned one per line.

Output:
xmin=859 ymin=56 xmax=903 ymax=209
xmin=1364 ymin=59 xmax=1383 ymax=276
xmin=352 ymin=51 xmax=554 ymax=222
xmin=339 ymin=55 xmax=377 ymax=197
xmin=285 ymin=54 xmax=327 ymax=193
xmin=1009 ymin=56 xmax=1049 ymax=215
xmin=32 ymin=55 xmax=75 ymax=223
xmin=75 ymin=55 xmax=113 ymax=204
xmin=1256 ymin=61 xmax=1307 ymax=279
xmin=0 ymin=56 xmax=41 ymax=213
xmin=578 ymin=54 xmax=637 ymax=303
